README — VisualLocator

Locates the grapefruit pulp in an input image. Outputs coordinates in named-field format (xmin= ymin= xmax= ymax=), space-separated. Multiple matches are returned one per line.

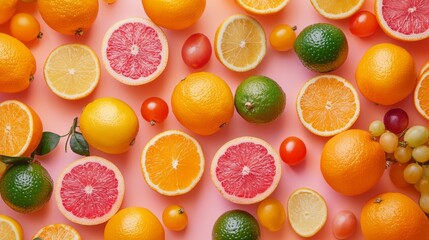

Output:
xmin=375 ymin=0 xmax=429 ymax=41
xmin=55 ymin=156 xmax=125 ymax=225
xmin=210 ymin=136 xmax=282 ymax=204
xmin=101 ymin=17 xmax=169 ymax=85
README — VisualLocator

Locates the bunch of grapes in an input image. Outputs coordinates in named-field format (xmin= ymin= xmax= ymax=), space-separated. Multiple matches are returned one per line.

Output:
xmin=368 ymin=108 xmax=429 ymax=213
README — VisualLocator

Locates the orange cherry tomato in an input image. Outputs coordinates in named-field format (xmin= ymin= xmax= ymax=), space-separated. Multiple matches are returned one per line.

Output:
xmin=9 ymin=13 xmax=41 ymax=42
xmin=269 ymin=24 xmax=296 ymax=52
xmin=257 ymin=198 xmax=286 ymax=232
xmin=162 ymin=205 xmax=188 ymax=231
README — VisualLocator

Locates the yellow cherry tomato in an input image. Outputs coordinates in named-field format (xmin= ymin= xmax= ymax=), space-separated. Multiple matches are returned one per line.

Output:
xmin=162 ymin=205 xmax=188 ymax=231
xmin=9 ymin=13 xmax=41 ymax=42
xmin=257 ymin=198 xmax=286 ymax=232
xmin=269 ymin=24 xmax=296 ymax=52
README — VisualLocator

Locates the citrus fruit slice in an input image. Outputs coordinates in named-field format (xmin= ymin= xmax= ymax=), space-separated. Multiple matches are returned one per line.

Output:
xmin=55 ymin=156 xmax=125 ymax=225
xmin=0 ymin=100 xmax=43 ymax=157
xmin=33 ymin=223 xmax=81 ymax=240
xmin=210 ymin=136 xmax=282 ymax=204
xmin=415 ymin=71 xmax=429 ymax=120
xmin=44 ymin=44 xmax=100 ymax=100
xmin=141 ymin=130 xmax=205 ymax=196
xmin=214 ymin=14 xmax=266 ymax=72
xmin=420 ymin=61 xmax=429 ymax=77
xmin=296 ymin=74 xmax=360 ymax=137
xmin=309 ymin=0 xmax=364 ymax=19
xmin=101 ymin=17 xmax=168 ymax=85
xmin=287 ymin=188 xmax=328 ymax=238
xmin=235 ymin=0 xmax=289 ymax=15
xmin=0 ymin=214 xmax=23 ymax=240
xmin=375 ymin=0 xmax=429 ymax=41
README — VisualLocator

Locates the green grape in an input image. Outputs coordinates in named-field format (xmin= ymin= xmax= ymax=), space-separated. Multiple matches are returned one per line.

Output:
xmin=404 ymin=125 xmax=429 ymax=148
xmin=394 ymin=146 xmax=413 ymax=163
xmin=403 ymin=163 xmax=423 ymax=184
xmin=412 ymin=145 xmax=429 ymax=163
xmin=419 ymin=178 xmax=429 ymax=194
xmin=369 ymin=120 xmax=385 ymax=137
xmin=379 ymin=131 xmax=398 ymax=153
xmin=419 ymin=194 xmax=429 ymax=213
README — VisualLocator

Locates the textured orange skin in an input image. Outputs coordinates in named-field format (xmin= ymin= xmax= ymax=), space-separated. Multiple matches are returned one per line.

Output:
xmin=38 ymin=0 xmax=99 ymax=35
xmin=320 ymin=129 xmax=386 ymax=196
xmin=361 ymin=192 xmax=429 ymax=240
xmin=0 ymin=33 xmax=36 ymax=93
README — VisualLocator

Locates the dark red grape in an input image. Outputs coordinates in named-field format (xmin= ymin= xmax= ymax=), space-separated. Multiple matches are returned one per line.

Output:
xmin=383 ymin=108 xmax=408 ymax=134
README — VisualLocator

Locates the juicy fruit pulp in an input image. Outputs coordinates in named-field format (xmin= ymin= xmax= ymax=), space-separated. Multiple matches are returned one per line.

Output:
xmin=0 ymin=162 xmax=53 ymax=213
xmin=375 ymin=0 xmax=429 ymax=41
xmin=0 ymin=214 xmax=24 ymax=240
xmin=212 ymin=210 xmax=260 ymax=240
xmin=234 ymin=0 xmax=289 ymax=15
xmin=415 ymin=71 xmax=429 ymax=120
xmin=309 ymin=0 xmax=364 ymax=19
xmin=234 ymin=75 xmax=286 ymax=124
xmin=141 ymin=130 xmax=205 ymax=196
xmin=294 ymin=23 xmax=348 ymax=73
xmin=210 ymin=136 xmax=281 ymax=204
xmin=33 ymin=223 xmax=82 ymax=240
xmin=55 ymin=156 xmax=125 ymax=225
xmin=101 ymin=17 xmax=169 ymax=85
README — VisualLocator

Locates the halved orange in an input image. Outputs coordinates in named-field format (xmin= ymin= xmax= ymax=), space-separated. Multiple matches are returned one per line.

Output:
xmin=44 ymin=44 xmax=100 ymax=100
xmin=235 ymin=0 xmax=289 ymax=15
xmin=419 ymin=61 xmax=429 ymax=77
xmin=32 ymin=223 xmax=81 ymax=240
xmin=415 ymin=71 xmax=429 ymax=120
xmin=296 ymin=74 xmax=360 ymax=137
xmin=141 ymin=130 xmax=205 ymax=196
xmin=310 ymin=0 xmax=364 ymax=19
xmin=214 ymin=14 xmax=266 ymax=72
xmin=0 ymin=214 xmax=23 ymax=240
xmin=0 ymin=100 xmax=43 ymax=156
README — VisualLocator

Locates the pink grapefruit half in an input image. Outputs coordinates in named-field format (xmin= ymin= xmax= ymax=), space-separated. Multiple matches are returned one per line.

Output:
xmin=101 ymin=17 xmax=169 ymax=85
xmin=375 ymin=0 xmax=429 ymax=41
xmin=210 ymin=136 xmax=282 ymax=204
xmin=55 ymin=156 xmax=125 ymax=225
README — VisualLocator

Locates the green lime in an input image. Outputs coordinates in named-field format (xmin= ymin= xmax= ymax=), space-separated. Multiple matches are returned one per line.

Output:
xmin=0 ymin=162 xmax=53 ymax=213
xmin=212 ymin=209 xmax=260 ymax=240
xmin=234 ymin=75 xmax=286 ymax=124
xmin=294 ymin=23 xmax=348 ymax=73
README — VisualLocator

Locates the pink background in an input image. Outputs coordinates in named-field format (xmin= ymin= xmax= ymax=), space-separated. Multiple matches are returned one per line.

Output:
xmin=1 ymin=0 xmax=428 ymax=239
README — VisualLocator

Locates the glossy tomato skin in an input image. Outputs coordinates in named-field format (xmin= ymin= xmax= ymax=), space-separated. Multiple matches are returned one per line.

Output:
xmin=257 ymin=198 xmax=286 ymax=232
xmin=140 ymin=97 xmax=169 ymax=125
xmin=332 ymin=210 xmax=357 ymax=239
xmin=162 ymin=205 xmax=188 ymax=231
xmin=269 ymin=24 xmax=296 ymax=51
xmin=9 ymin=13 xmax=41 ymax=42
xmin=279 ymin=136 xmax=306 ymax=166
xmin=349 ymin=10 xmax=379 ymax=37
xmin=181 ymin=33 xmax=212 ymax=69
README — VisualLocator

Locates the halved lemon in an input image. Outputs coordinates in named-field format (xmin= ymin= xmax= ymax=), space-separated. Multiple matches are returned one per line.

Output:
xmin=287 ymin=188 xmax=328 ymax=238
xmin=44 ymin=43 xmax=100 ymax=100
xmin=214 ymin=14 xmax=266 ymax=72
xmin=0 ymin=214 xmax=23 ymax=240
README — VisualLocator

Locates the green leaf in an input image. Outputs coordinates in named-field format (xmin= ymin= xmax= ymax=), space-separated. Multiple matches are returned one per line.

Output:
xmin=32 ymin=132 xmax=61 ymax=156
xmin=70 ymin=132 xmax=90 ymax=156
xmin=0 ymin=155 xmax=33 ymax=164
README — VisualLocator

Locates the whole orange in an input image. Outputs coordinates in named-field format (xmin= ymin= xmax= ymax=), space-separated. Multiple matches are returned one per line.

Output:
xmin=0 ymin=0 xmax=17 ymax=24
xmin=141 ymin=0 xmax=206 ymax=30
xmin=38 ymin=0 xmax=98 ymax=35
xmin=361 ymin=192 xmax=429 ymax=240
xmin=171 ymin=72 xmax=234 ymax=136
xmin=320 ymin=129 xmax=386 ymax=196
xmin=104 ymin=207 xmax=165 ymax=240
xmin=0 ymin=33 xmax=36 ymax=93
xmin=355 ymin=43 xmax=416 ymax=105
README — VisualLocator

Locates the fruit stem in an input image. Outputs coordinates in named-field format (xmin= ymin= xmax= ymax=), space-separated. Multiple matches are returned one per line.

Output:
xmin=37 ymin=32 xmax=43 ymax=40
xmin=75 ymin=28 xmax=84 ymax=36
xmin=150 ymin=120 xmax=156 ymax=126
xmin=178 ymin=208 xmax=185 ymax=214
xmin=292 ymin=25 xmax=297 ymax=31
xmin=374 ymin=198 xmax=382 ymax=204
xmin=245 ymin=102 xmax=254 ymax=110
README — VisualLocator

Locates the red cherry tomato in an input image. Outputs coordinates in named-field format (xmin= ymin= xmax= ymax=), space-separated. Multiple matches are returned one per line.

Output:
xmin=181 ymin=33 xmax=212 ymax=69
xmin=140 ymin=97 xmax=169 ymax=125
xmin=279 ymin=136 xmax=306 ymax=166
xmin=332 ymin=210 xmax=357 ymax=239
xmin=349 ymin=10 xmax=379 ymax=37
